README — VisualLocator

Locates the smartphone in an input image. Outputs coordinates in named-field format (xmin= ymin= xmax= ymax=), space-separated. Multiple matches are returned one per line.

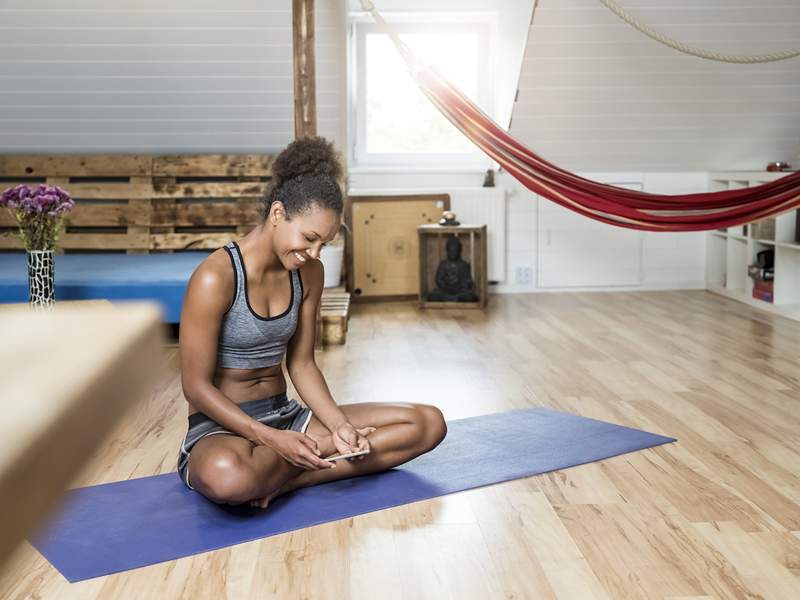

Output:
xmin=327 ymin=448 xmax=370 ymax=461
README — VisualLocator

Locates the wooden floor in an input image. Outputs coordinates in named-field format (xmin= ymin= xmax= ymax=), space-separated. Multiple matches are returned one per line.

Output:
xmin=2 ymin=290 xmax=800 ymax=599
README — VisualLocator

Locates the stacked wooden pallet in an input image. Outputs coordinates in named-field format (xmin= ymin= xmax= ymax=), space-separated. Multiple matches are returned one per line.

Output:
xmin=0 ymin=154 xmax=271 ymax=253
xmin=0 ymin=153 xmax=353 ymax=346
xmin=317 ymin=286 xmax=351 ymax=348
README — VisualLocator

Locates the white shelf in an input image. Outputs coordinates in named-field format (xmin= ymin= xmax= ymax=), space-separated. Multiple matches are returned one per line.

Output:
xmin=777 ymin=241 xmax=800 ymax=252
xmin=705 ymin=171 xmax=800 ymax=320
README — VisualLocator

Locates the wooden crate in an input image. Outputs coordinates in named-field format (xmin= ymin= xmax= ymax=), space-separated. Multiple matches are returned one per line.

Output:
xmin=316 ymin=286 xmax=351 ymax=348
xmin=418 ymin=224 xmax=488 ymax=309
xmin=0 ymin=154 xmax=273 ymax=253
xmin=0 ymin=153 xmax=351 ymax=346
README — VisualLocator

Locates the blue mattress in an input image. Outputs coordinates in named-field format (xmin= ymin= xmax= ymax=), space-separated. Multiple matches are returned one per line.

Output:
xmin=0 ymin=252 xmax=211 ymax=322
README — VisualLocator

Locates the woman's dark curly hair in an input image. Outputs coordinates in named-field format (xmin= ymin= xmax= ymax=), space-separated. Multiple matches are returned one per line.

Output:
xmin=261 ymin=136 xmax=344 ymax=221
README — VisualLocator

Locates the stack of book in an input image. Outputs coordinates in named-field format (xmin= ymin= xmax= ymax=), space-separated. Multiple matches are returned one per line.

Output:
xmin=748 ymin=264 xmax=774 ymax=303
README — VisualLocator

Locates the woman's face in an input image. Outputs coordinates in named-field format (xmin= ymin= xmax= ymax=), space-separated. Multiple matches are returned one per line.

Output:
xmin=269 ymin=201 xmax=341 ymax=270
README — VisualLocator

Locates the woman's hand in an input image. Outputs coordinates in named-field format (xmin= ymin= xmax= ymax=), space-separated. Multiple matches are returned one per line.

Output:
xmin=252 ymin=423 xmax=336 ymax=471
xmin=331 ymin=422 xmax=376 ymax=460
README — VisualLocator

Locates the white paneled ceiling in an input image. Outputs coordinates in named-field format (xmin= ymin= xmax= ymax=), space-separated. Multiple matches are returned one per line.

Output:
xmin=0 ymin=0 xmax=344 ymax=154
xmin=510 ymin=0 xmax=800 ymax=171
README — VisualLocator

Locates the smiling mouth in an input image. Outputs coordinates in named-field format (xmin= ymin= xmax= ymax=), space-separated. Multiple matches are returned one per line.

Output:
xmin=293 ymin=251 xmax=307 ymax=263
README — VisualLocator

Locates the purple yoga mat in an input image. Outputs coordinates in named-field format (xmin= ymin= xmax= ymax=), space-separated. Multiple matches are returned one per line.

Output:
xmin=30 ymin=406 xmax=675 ymax=582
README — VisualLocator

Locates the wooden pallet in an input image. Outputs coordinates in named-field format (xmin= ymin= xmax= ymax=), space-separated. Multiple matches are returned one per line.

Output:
xmin=0 ymin=153 xmax=352 ymax=348
xmin=0 ymin=154 xmax=273 ymax=253
xmin=316 ymin=286 xmax=351 ymax=348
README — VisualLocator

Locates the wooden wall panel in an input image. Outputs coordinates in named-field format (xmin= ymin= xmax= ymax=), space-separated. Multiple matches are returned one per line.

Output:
xmin=0 ymin=154 xmax=273 ymax=253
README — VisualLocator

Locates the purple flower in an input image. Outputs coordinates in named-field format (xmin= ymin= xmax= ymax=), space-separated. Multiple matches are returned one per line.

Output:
xmin=0 ymin=183 xmax=74 ymax=216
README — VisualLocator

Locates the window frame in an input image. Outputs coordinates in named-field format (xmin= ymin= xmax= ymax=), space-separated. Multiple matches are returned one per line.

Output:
xmin=349 ymin=15 xmax=495 ymax=169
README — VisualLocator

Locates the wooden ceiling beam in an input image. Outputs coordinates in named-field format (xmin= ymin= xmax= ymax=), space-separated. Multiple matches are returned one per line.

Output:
xmin=292 ymin=0 xmax=317 ymax=139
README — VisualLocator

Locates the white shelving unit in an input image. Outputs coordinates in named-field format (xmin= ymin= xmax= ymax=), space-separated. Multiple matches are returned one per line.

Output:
xmin=705 ymin=171 xmax=800 ymax=321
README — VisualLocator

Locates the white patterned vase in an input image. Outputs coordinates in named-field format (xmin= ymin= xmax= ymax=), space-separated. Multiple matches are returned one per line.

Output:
xmin=27 ymin=250 xmax=55 ymax=311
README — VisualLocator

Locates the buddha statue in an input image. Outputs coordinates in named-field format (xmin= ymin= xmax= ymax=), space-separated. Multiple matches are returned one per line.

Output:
xmin=427 ymin=234 xmax=479 ymax=302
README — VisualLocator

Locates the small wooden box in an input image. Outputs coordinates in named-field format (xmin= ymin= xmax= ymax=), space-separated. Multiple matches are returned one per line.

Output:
xmin=314 ymin=286 xmax=351 ymax=349
xmin=418 ymin=224 xmax=488 ymax=309
xmin=750 ymin=217 xmax=776 ymax=240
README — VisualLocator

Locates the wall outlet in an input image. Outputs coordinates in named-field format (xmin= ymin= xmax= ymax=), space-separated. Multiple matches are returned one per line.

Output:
xmin=515 ymin=267 xmax=532 ymax=285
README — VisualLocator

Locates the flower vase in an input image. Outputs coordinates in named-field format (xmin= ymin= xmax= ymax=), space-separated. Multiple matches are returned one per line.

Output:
xmin=27 ymin=249 xmax=55 ymax=310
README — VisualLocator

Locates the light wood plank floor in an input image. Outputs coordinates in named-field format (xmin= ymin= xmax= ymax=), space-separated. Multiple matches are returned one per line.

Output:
xmin=2 ymin=290 xmax=800 ymax=599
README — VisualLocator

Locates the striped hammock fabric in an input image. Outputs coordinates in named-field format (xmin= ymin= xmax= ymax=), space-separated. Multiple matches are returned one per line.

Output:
xmin=364 ymin=1 xmax=800 ymax=232
xmin=415 ymin=66 xmax=800 ymax=231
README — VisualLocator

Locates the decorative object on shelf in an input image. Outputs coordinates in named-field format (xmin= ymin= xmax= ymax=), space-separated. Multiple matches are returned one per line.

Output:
xmin=749 ymin=249 xmax=775 ymax=304
xmin=766 ymin=161 xmax=792 ymax=172
xmin=756 ymin=249 xmax=775 ymax=270
xmin=438 ymin=210 xmax=460 ymax=226
xmin=418 ymin=223 xmax=487 ymax=309
xmin=750 ymin=217 xmax=776 ymax=240
xmin=482 ymin=169 xmax=495 ymax=188
xmin=752 ymin=278 xmax=774 ymax=303
xmin=0 ymin=184 xmax=74 ymax=310
xmin=426 ymin=235 xmax=480 ymax=303
xmin=748 ymin=265 xmax=774 ymax=281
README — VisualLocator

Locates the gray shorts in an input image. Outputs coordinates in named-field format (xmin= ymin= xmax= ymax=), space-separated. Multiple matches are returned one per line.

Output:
xmin=176 ymin=392 xmax=313 ymax=490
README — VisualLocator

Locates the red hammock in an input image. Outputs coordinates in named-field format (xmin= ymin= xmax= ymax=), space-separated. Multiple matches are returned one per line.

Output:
xmin=400 ymin=52 xmax=800 ymax=232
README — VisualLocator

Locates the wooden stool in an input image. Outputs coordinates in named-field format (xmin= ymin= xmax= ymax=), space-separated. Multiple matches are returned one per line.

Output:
xmin=315 ymin=286 xmax=351 ymax=349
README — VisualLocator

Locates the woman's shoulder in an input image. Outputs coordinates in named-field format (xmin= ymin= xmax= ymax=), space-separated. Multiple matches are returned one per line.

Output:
xmin=186 ymin=247 xmax=236 ymax=303
xmin=298 ymin=258 xmax=324 ymax=299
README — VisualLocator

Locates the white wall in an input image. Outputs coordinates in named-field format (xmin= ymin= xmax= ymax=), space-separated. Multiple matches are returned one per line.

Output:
xmin=0 ymin=0 xmax=346 ymax=153
xmin=512 ymin=0 xmax=800 ymax=171
xmin=495 ymin=171 xmax=708 ymax=293
xmin=496 ymin=0 xmax=534 ymax=129
xmin=350 ymin=169 xmax=709 ymax=293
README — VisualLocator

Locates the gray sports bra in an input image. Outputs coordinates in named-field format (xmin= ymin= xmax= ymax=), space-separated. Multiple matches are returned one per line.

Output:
xmin=217 ymin=240 xmax=303 ymax=369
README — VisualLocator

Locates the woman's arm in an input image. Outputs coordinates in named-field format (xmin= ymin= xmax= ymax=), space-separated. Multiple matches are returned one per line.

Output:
xmin=179 ymin=255 xmax=277 ymax=445
xmin=286 ymin=259 xmax=349 ymax=432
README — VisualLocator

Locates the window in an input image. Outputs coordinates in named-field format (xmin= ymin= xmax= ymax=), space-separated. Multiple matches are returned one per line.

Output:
xmin=350 ymin=18 xmax=494 ymax=168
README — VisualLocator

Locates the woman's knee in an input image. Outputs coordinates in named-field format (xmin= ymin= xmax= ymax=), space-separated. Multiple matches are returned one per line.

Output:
xmin=413 ymin=404 xmax=447 ymax=450
xmin=191 ymin=447 xmax=257 ymax=504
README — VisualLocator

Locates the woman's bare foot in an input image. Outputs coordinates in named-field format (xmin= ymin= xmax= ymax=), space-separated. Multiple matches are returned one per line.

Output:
xmin=249 ymin=478 xmax=295 ymax=509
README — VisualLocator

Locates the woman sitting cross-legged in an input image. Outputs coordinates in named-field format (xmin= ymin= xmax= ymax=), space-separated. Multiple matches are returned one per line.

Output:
xmin=177 ymin=136 xmax=447 ymax=509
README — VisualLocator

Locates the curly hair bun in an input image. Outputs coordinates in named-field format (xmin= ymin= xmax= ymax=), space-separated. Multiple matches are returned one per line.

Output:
xmin=272 ymin=136 xmax=343 ymax=187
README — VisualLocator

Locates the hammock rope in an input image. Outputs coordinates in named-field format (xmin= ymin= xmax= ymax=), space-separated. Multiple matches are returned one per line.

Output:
xmin=357 ymin=0 xmax=800 ymax=232
xmin=599 ymin=0 xmax=800 ymax=64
